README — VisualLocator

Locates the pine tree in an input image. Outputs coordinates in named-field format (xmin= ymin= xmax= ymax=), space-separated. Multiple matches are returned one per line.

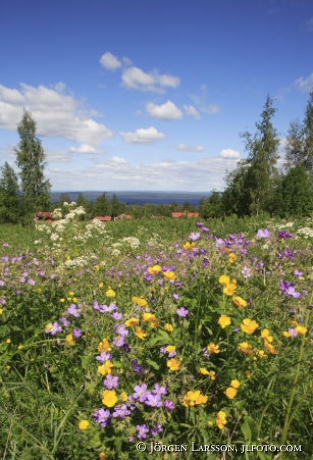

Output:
xmin=15 ymin=111 xmax=51 ymax=212
xmin=280 ymin=165 xmax=313 ymax=216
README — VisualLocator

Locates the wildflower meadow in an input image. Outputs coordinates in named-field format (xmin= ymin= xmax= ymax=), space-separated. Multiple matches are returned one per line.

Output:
xmin=1 ymin=204 xmax=313 ymax=459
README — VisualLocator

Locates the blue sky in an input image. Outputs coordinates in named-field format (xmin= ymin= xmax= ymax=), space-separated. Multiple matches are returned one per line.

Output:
xmin=0 ymin=0 xmax=313 ymax=191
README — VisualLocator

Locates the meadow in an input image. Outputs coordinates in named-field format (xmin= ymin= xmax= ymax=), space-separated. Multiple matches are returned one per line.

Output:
xmin=1 ymin=203 xmax=313 ymax=460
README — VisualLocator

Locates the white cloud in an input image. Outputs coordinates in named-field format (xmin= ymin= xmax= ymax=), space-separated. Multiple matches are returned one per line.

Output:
xmin=120 ymin=126 xmax=166 ymax=144
xmin=69 ymin=144 xmax=104 ymax=154
xmin=295 ymin=73 xmax=313 ymax=92
xmin=175 ymin=143 xmax=205 ymax=152
xmin=220 ymin=148 xmax=240 ymax=159
xmin=183 ymin=105 xmax=201 ymax=120
xmin=146 ymin=100 xmax=183 ymax=119
xmin=122 ymin=66 xmax=180 ymax=92
xmin=0 ymin=83 xmax=113 ymax=146
xmin=99 ymin=52 xmax=122 ymax=70
xmin=78 ymin=155 xmax=240 ymax=191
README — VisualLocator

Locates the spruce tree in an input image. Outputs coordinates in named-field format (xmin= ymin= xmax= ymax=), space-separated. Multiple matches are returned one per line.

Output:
xmin=0 ymin=162 xmax=20 ymax=223
xmin=15 ymin=111 xmax=51 ymax=212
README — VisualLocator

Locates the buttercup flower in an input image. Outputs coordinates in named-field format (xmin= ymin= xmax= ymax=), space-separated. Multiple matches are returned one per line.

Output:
xmin=167 ymin=358 xmax=181 ymax=371
xmin=218 ymin=314 xmax=232 ymax=329
xmin=240 ymin=318 xmax=259 ymax=334
xmin=102 ymin=389 xmax=118 ymax=408
xmin=207 ymin=342 xmax=221 ymax=354
xmin=78 ymin=420 xmax=90 ymax=430
xmin=216 ymin=411 xmax=227 ymax=429
xmin=225 ymin=387 xmax=237 ymax=399
xmin=233 ymin=296 xmax=247 ymax=308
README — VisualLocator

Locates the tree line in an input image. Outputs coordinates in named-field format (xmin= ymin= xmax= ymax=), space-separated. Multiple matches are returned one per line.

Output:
xmin=201 ymin=92 xmax=313 ymax=219
xmin=1 ymin=92 xmax=313 ymax=224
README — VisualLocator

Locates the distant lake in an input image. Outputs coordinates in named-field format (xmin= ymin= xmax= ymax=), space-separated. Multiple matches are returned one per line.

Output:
xmin=51 ymin=191 xmax=211 ymax=206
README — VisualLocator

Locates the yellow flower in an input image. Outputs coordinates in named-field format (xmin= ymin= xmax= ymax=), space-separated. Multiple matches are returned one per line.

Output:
xmin=102 ymin=389 xmax=118 ymax=408
xmin=240 ymin=318 xmax=259 ymax=334
xmin=183 ymin=390 xmax=208 ymax=407
xmin=121 ymin=391 xmax=128 ymax=402
xmin=135 ymin=327 xmax=147 ymax=340
xmin=223 ymin=282 xmax=237 ymax=296
xmin=238 ymin=341 xmax=253 ymax=354
xmin=142 ymin=312 xmax=159 ymax=328
xmin=228 ymin=252 xmax=237 ymax=263
xmin=216 ymin=411 xmax=227 ymax=429
xmin=165 ymin=345 xmax=176 ymax=354
xmin=98 ymin=361 xmax=114 ymax=375
xmin=17 ymin=345 xmax=23 ymax=350
xmin=230 ymin=379 xmax=241 ymax=389
xmin=233 ymin=296 xmax=247 ymax=308
xmin=125 ymin=317 xmax=140 ymax=327
xmin=207 ymin=342 xmax=220 ymax=354
xmin=218 ymin=314 xmax=232 ymax=329
xmin=66 ymin=333 xmax=75 ymax=346
xmin=167 ymin=358 xmax=181 ymax=371
xmin=264 ymin=342 xmax=279 ymax=355
xmin=106 ymin=287 xmax=116 ymax=298
xmin=78 ymin=420 xmax=90 ymax=430
xmin=261 ymin=328 xmax=273 ymax=342
xmin=99 ymin=282 xmax=104 ymax=288
xmin=99 ymin=454 xmax=109 ymax=460
xmin=225 ymin=387 xmax=237 ymax=399
xmin=133 ymin=296 xmax=148 ymax=307
xmin=98 ymin=338 xmax=112 ymax=352
xmin=208 ymin=370 xmax=216 ymax=380
xmin=6 ymin=338 xmax=11 ymax=344
xmin=295 ymin=325 xmax=308 ymax=335
xmin=199 ymin=367 xmax=210 ymax=375
xmin=0 ymin=308 xmax=3 ymax=315
xmin=256 ymin=349 xmax=268 ymax=359
xmin=183 ymin=242 xmax=196 ymax=250
xmin=163 ymin=271 xmax=176 ymax=281
xmin=164 ymin=323 xmax=174 ymax=332
xmin=148 ymin=265 xmax=162 ymax=275
xmin=219 ymin=275 xmax=231 ymax=285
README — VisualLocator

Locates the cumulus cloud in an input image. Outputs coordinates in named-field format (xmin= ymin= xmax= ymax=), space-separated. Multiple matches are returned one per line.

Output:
xmin=220 ymin=148 xmax=240 ymax=159
xmin=295 ymin=72 xmax=313 ymax=92
xmin=183 ymin=105 xmax=201 ymax=120
xmin=146 ymin=100 xmax=183 ymax=119
xmin=0 ymin=83 xmax=113 ymax=146
xmin=175 ymin=143 xmax=205 ymax=152
xmin=99 ymin=52 xmax=122 ymax=70
xmin=122 ymin=67 xmax=180 ymax=92
xmin=120 ymin=126 xmax=166 ymax=144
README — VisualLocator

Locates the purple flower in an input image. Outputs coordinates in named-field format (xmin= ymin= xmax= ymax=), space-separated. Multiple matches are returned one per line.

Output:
xmin=189 ymin=232 xmax=201 ymax=241
xmin=136 ymin=424 xmax=150 ymax=439
xmin=113 ymin=404 xmax=131 ymax=418
xmin=278 ymin=231 xmax=293 ymax=239
xmin=113 ymin=335 xmax=126 ymax=347
xmin=45 ymin=322 xmax=62 ymax=335
xmin=164 ymin=399 xmax=176 ymax=410
xmin=153 ymin=383 xmax=167 ymax=396
xmin=132 ymin=384 xmax=148 ymax=402
xmin=280 ymin=281 xmax=302 ymax=298
xmin=173 ymin=292 xmax=181 ymax=300
xmin=115 ymin=324 xmax=129 ymax=337
xmin=28 ymin=279 xmax=36 ymax=286
xmin=176 ymin=307 xmax=189 ymax=318
xmin=111 ymin=312 xmax=123 ymax=320
xmin=72 ymin=328 xmax=82 ymax=338
xmin=151 ymin=423 xmax=164 ymax=436
xmin=60 ymin=317 xmax=71 ymax=327
xmin=144 ymin=392 xmax=163 ymax=407
xmin=294 ymin=270 xmax=304 ymax=277
xmin=103 ymin=374 xmax=119 ymax=389
xmin=131 ymin=359 xmax=144 ymax=374
xmin=196 ymin=222 xmax=204 ymax=228
xmin=94 ymin=408 xmax=111 ymax=427
xmin=67 ymin=304 xmax=81 ymax=317
xmin=96 ymin=352 xmax=112 ymax=362
xmin=257 ymin=228 xmax=272 ymax=238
